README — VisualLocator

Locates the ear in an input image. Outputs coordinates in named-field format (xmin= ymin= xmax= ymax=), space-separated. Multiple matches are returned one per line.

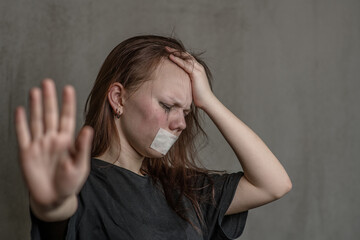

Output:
xmin=107 ymin=82 xmax=126 ymax=117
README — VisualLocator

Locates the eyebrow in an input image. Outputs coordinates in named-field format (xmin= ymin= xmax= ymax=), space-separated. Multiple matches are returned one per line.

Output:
xmin=166 ymin=96 xmax=192 ymax=112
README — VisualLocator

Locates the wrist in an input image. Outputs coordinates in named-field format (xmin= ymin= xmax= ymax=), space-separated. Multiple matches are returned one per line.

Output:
xmin=30 ymin=194 xmax=78 ymax=222
xmin=197 ymin=93 xmax=220 ymax=113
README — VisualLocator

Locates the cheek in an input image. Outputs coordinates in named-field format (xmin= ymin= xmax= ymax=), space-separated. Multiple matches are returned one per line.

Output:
xmin=136 ymin=101 xmax=168 ymax=130
xmin=146 ymin=106 xmax=169 ymax=128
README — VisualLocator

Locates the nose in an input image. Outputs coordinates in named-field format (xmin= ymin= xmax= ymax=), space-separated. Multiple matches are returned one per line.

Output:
xmin=168 ymin=111 xmax=187 ymax=133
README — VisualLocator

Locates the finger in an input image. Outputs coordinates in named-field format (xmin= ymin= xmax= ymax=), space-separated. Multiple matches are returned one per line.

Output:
xmin=165 ymin=46 xmax=192 ymax=58
xmin=29 ymin=88 xmax=43 ymax=140
xmin=59 ymin=85 xmax=76 ymax=136
xmin=42 ymin=79 xmax=59 ymax=133
xmin=164 ymin=46 xmax=177 ymax=52
xmin=168 ymin=53 xmax=195 ymax=73
xmin=74 ymin=126 xmax=93 ymax=169
xmin=14 ymin=107 xmax=31 ymax=150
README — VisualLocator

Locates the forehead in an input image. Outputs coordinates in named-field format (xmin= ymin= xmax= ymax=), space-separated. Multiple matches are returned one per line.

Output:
xmin=150 ymin=58 xmax=192 ymax=105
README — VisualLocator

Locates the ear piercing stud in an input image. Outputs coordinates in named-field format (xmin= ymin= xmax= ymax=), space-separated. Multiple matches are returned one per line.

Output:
xmin=115 ymin=108 xmax=122 ymax=119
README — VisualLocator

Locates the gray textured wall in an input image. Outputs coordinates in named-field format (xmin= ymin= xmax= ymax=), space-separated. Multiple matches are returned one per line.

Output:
xmin=1 ymin=0 xmax=359 ymax=239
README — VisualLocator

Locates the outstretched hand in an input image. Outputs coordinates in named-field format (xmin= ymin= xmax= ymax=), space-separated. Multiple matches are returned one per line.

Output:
xmin=14 ymin=79 xmax=93 ymax=209
xmin=165 ymin=46 xmax=215 ymax=110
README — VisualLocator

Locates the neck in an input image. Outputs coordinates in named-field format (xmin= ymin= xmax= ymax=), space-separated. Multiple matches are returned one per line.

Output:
xmin=96 ymin=141 xmax=145 ymax=176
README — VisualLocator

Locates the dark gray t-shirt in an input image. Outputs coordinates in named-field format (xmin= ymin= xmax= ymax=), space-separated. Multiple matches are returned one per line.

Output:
xmin=31 ymin=158 xmax=248 ymax=239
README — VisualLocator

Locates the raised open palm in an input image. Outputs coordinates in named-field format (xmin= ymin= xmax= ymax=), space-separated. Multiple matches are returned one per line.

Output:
xmin=15 ymin=79 xmax=93 ymax=209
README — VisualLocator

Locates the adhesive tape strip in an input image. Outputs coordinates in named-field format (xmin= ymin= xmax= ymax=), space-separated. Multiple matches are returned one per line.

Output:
xmin=150 ymin=128 xmax=178 ymax=155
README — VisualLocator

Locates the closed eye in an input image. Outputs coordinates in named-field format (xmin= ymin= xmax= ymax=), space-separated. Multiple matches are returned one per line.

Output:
xmin=159 ymin=102 xmax=191 ymax=116
xmin=159 ymin=102 xmax=172 ymax=113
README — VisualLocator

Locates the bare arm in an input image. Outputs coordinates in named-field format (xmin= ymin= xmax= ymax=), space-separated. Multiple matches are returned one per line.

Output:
xmin=166 ymin=48 xmax=292 ymax=214
xmin=201 ymin=95 xmax=292 ymax=214
xmin=15 ymin=79 xmax=93 ymax=221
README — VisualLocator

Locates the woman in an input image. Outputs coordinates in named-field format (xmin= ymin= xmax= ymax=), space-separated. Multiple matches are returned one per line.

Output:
xmin=15 ymin=35 xmax=292 ymax=239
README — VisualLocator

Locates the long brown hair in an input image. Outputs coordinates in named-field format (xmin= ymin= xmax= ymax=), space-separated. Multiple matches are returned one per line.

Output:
xmin=84 ymin=35 xmax=217 ymax=232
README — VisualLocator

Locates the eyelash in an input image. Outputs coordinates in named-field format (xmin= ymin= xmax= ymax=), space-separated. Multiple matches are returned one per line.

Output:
xmin=160 ymin=102 xmax=190 ymax=116
xmin=160 ymin=102 xmax=172 ymax=113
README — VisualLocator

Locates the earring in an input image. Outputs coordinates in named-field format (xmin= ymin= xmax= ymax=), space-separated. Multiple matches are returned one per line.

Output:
xmin=115 ymin=108 xmax=122 ymax=119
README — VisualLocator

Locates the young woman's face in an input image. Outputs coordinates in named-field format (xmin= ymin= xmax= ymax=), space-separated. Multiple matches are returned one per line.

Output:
xmin=119 ymin=58 xmax=192 ymax=158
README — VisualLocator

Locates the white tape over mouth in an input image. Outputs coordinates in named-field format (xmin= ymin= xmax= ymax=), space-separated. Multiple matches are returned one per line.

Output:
xmin=150 ymin=128 xmax=179 ymax=155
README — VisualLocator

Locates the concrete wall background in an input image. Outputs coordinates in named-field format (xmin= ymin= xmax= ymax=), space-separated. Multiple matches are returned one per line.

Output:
xmin=1 ymin=0 xmax=359 ymax=239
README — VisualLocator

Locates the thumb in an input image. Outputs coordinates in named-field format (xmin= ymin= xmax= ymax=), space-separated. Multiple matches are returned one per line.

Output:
xmin=74 ymin=126 xmax=93 ymax=169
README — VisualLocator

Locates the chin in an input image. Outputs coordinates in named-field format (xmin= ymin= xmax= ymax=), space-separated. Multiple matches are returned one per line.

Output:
xmin=143 ymin=147 xmax=166 ymax=159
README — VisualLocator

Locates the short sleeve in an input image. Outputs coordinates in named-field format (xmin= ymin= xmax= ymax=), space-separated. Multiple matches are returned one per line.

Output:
xmin=199 ymin=172 xmax=248 ymax=240
xmin=30 ymin=208 xmax=69 ymax=240
xmin=30 ymin=197 xmax=82 ymax=240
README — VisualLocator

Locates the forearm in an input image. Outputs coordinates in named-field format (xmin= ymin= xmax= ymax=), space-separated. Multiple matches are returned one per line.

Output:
xmin=202 ymin=94 xmax=292 ymax=197
xmin=30 ymin=194 xmax=78 ymax=222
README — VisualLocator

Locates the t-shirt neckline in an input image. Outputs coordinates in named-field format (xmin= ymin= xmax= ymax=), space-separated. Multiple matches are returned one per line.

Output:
xmin=91 ymin=158 xmax=149 ymax=179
